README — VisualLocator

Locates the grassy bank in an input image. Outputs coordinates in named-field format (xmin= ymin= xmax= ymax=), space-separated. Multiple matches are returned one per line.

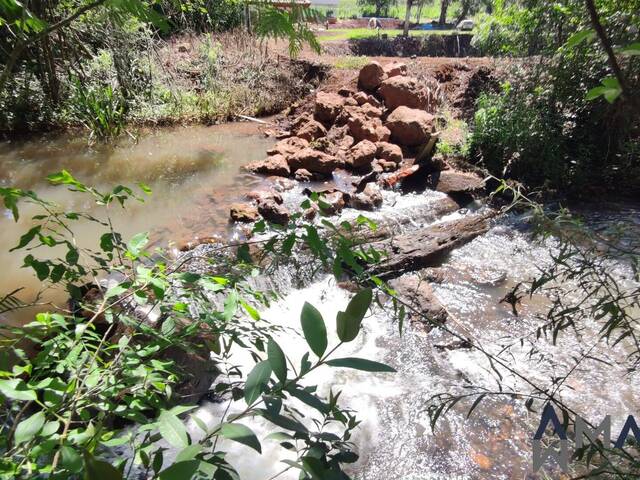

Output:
xmin=0 ymin=31 xmax=318 ymax=140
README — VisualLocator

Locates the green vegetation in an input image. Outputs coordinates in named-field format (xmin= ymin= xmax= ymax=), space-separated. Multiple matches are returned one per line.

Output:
xmin=0 ymin=172 xmax=402 ymax=479
xmin=468 ymin=0 xmax=639 ymax=196
xmin=318 ymin=27 xmax=457 ymax=41
xmin=0 ymin=0 xmax=321 ymax=138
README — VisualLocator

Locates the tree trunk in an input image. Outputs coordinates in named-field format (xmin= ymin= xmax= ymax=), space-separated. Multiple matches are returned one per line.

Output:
xmin=583 ymin=0 xmax=631 ymax=100
xmin=456 ymin=0 xmax=470 ymax=25
xmin=438 ymin=0 xmax=449 ymax=27
xmin=403 ymin=0 xmax=413 ymax=36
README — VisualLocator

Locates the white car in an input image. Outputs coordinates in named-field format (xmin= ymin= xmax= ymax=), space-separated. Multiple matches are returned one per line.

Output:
xmin=457 ymin=19 xmax=474 ymax=31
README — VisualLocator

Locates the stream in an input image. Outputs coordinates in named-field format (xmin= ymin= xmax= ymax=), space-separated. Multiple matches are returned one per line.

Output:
xmin=1 ymin=126 xmax=639 ymax=478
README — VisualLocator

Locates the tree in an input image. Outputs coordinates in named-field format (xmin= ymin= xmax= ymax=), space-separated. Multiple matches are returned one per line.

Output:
xmin=358 ymin=0 xmax=396 ymax=17
xmin=403 ymin=0 xmax=414 ymax=35
xmin=438 ymin=0 xmax=450 ymax=26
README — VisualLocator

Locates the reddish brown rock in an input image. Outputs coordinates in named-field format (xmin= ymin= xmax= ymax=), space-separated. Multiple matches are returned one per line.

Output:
xmin=353 ymin=92 xmax=383 ymax=108
xmin=294 ymin=119 xmax=327 ymax=142
xmin=289 ymin=148 xmax=342 ymax=174
xmin=257 ymin=200 xmax=290 ymax=225
xmin=350 ymin=183 xmax=383 ymax=210
xmin=267 ymin=137 xmax=309 ymax=159
xmin=347 ymin=140 xmax=377 ymax=170
xmin=376 ymin=142 xmax=403 ymax=164
xmin=348 ymin=113 xmax=391 ymax=143
xmin=319 ymin=190 xmax=348 ymax=215
xmin=315 ymin=92 xmax=345 ymax=124
xmin=294 ymin=169 xmax=314 ymax=182
xmin=383 ymin=62 xmax=408 ymax=77
xmin=379 ymin=76 xmax=434 ymax=111
xmin=372 ymin=158 xmax=399 ymax=173
xmin=245 ymin=154 xmax=290 ymax=177
xmin=385 ymin=106 xmax=435 ymax=147
xmin=358 ymin=61 xmax=387 ymax=91
xmin=246 ymin=190 xmax=283 ymax=204
xmin=427 ymin=170 xmax=485 ymax=195
xmin=230 ymin=203 xmax=259 ymax=223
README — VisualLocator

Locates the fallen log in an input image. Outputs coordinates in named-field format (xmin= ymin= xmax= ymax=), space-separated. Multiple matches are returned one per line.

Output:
xmin=368 ymin=212 xmax=496 ymax=279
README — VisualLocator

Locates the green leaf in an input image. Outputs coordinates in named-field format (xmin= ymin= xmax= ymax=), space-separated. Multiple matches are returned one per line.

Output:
xmin=127 ymin=232 xmax=149 ymax=257
xmin=83 ymin=452 xmax=123 ymax=480
xmin=565 ymin=29 xmax=594 ymax=48
xmin=301 ymin=456 xmax=327 ymax=480
xmin=10 ymin=226 xmax=40 ymax=251
xmin=336 ymin=289 xmax=372 ymax=343
xmin=14 ymin=411 xmax=45 ymax=444
xmin=61 ymin=445 xmax=83 ymax=473
xmin=267 ymin=338 xmax=287 ymax=383
xmin=219 ymin=423 xmax=262 ymax=453
xmin=621 ymin=42 xmax=640 ymax=55
xmin=326 ymin=357 xmax=396 ymax=372
xmin=300 ymin=302 xmax=327 ymax=358
xmin=244 ymin=361 xmax=272 ymax=405
xmin=159 ymin=460 xmax=199 ymax=480
xmin=0 ymin=379 xmax=37 ymax=401
xmin=158 ymin=410 xmax=188 ymax=448
xmin=175 ymin=444 xmax=202 ymax=463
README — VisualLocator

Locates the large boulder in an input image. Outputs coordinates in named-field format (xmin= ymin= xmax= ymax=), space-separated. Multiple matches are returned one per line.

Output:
xmin=288 ymin=148 xmax=343 ymax=174
xmin=378 ymin=76 xmax=434 ymax=111
xmin=376 ymin=142 xmax=403 ymax=164
xmin=347 ymin=112 xmax=391 ymax=143
xmin=385 ymin=106 xmax=435 ymax=147
xmin=315 ymin=92 xmax=345 ymax=124
xmin=229 ymin=203 xmax=259 ymax=223
xmin=350 ymin=183 xmax=383 ymax=210
xmin=358 ymin=61 xmax=387 ymax=91
xmin=347 ymin=140 xmax=377 ymax=170
xmin=267 ymin=137 xmax=309 ymax=159
xmin=245 ymin=154 xmax=290 ymax=177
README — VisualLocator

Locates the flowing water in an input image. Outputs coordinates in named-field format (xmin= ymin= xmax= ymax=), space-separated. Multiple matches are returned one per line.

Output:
xmin=2 ymin=126 xmax=639 ymax=478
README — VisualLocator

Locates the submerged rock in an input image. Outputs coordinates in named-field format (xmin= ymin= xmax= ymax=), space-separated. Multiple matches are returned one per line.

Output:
xmin=350 ymin=182 xmax=383 ymax=210
xmin=389 ymin=274 xmax=449 ymax=329
xmin=229 ymin=203 xmax=259 ymax=223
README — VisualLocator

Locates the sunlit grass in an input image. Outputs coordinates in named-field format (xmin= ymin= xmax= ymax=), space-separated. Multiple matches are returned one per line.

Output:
xmin=313 ymin=0 xmax=461 ymax=22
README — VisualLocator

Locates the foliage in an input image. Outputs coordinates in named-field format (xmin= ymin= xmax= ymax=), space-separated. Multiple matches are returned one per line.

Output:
xmin=467 ymin=1 xmax=639 ymax=195
xmin=254 ymin=6 xmax=322 ymax=57
xmin=0 ymin=172 xmax=398 ymax=479
xmin=0 ymin=0 xmax=321 ymax=137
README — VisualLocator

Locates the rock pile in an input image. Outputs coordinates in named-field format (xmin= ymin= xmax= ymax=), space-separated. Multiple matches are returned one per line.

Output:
xmin=237 ymin=61 xmax=484 ymax=225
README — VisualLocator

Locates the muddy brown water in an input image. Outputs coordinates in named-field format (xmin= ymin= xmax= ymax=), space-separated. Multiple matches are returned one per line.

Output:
xmin=0 ymin=122 xmax=275 ymax=324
